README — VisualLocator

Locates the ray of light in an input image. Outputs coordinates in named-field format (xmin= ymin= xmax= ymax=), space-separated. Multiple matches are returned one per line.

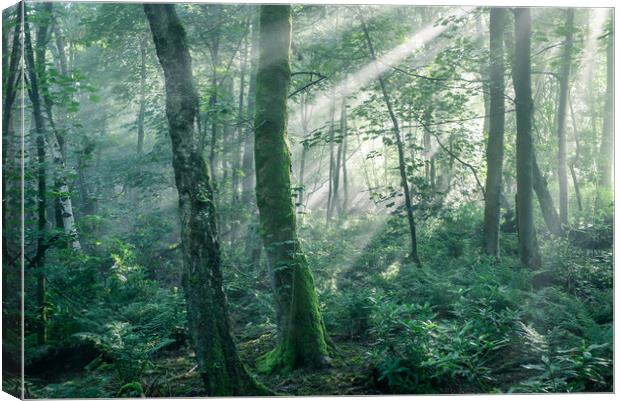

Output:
xmin=290 ymin=8 xmax=477 ymax=214
xmin=289 ymin=6 xmax=476 ymax=135
xmin=575 ymin=8 xmax=610 ymax=89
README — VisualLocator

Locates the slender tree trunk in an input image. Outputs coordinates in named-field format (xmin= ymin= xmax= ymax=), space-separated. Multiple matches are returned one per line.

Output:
xmin=423 ymin=108 xmax=436 ymax=190
xmin=569 ymin=164 xmax=582 ymax=211
xmin=598 ymin=19 xmax=614 ymax=189
xmin=242 ymin=9 xmax=261 ymax=267
xmin=483 ymin=7 xmax=506 ymax=258
xmin=532 ymin=154 xmax=564 ymax=237
xmin=2 ymin=4 xmax=22 ymax=138
xmin=137 ymin=34 xmax=147 ymax=156
xmin=52 ymin=15 xmax=68 ymax=76
xmin=477 ymin=11 xmax=491 ymax=137
xmin=556 ymin=9 xmax=574 ymax=226
xmin=341 ymin=95 xmax=349 ymax=214
xmin=25 ymin=3 xmax=80 ymax=251
xmin=208 ymin=81 xmax=219 ymax=178
xmin=360 ymin=16 xmax=421 ymax=267
xmin=254 ymin=5 xmax=329 ymax=372
xmin=512 ymin=8 xmax=541 ymax=268
xmin=144 ymin=5 xmax=269 ymax=395
xmin=332 ymin=133 xmax=343 ymax=217
xmin=35 ymin=124 xmax=47 ymax=346
xmin=241 ymin=9 xmax=259 ymax=205
xmin=298 ymin=92 xmax=309 ymax=212
xmin=568 ymin=93 xmax=583 ymax=212
xmin=230 ymin=28 xmax=249 ymax=243
xmin=233 ymin=30 xmax=248 ymax=200
xmin=33 ymin=5 xmax=81 ymax=250
xmin=24 ymin=3 xmax=52 ymax=345
xmin=326 ymin=93 xmax=336 ymax=221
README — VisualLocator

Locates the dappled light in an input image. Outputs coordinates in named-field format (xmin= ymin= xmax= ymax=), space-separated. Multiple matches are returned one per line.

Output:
xmin=2 ymin=2 xmax=613 ymax=398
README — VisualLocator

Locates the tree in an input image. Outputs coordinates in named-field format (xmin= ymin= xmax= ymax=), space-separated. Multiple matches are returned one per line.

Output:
xmin=556 ymin=8 xmax=574 ymax=226
xmin=512 ymin=8 xmax=541 ymax=268
xmin=143 ymin=4 xmax=269 ymax=395
xmin=483 ymin=7 xmax=506 ymax=258
xmin=533 ymin=153 xmax=564 ymax=237
xmin=24 ymin=3 xmax=82 ymax=252
xmin=24 ymin=2 xmax=51 ymax=346
xmin=598 ymin=17 xmax=614 ymax=190
xmin=254 ymin=4 xmax=330 ymax=372
xmin=359 ymin=14 xmax=422 ymax=267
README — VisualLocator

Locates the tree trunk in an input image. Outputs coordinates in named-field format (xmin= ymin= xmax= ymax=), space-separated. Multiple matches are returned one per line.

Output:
xmin=598 ymin=19 xmax=614 ymax=189
xmin=52 ymin=16 xmax=68 ymax=76
xmin=25 ymin=3 xmax=81 ymax=251
xmin=423 ymin=108 xmax=436 ymax=190
xmin=512 ymin=8 xmax=541 ymax=268
xmin=242 ymin=9 xmax=261 ymax=267
xmin=483 ymin=7 xmax=506 ymax=258
xmin=298 ymin=92 xmax=310 ymax=213
xmin=360 ymin=16 xmax=421 ymax=267
xmin=254 ymin=5 xmax=329 ymax=372
xmin=241 ymin=9 xmax=259 ymax=205
xmin=144 ymin=5 xmax=269 ymax=395
xmin=341 ymin=95 xmax=349 ymax=214
xmin=533 ymin=154 xmax=564 ymax=237
xmin=2 ymin=4 xmax=22 ymax=139
xmin=326 ymin=93 xmax=336 ymax=221
xmin=477 ymin=11 xmax=491 ymax=137
xmin=556 ymin=9 xmax=574 ymax=226
xmin=568 ymin=93 xmax=583 ymax=212
xmin=332 ymin=132 xmax=343 ymax=217
xmin=230 ymin=28 xmax=249 ymax=243
xmin=137 ymin=34 xmax=147 ymax=156
xmin=25 ymin=5 xmax=51 ymax=345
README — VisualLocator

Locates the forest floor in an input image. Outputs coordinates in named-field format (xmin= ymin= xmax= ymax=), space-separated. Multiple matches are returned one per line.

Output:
xmin=26 ymin=334 xmax=379 ymax=397
xmin=24 ymin=210 xmax=614 ymax=397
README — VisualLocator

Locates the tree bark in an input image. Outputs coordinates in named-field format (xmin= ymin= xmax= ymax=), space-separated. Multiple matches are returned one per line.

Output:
xmin=483 ymin=7 xmax=506 ymax=258
xmin=512 ymin=8 xmax=541 ymax=268
xmin=360 ymin=16 xmax=421 ymax=267
xmin=254 ymin=5 xmax=329 ymax=372
xmin=556 ymin=9 xmax=574 ymax=226
xmin=144 ymin=4 xmax=269 ymax=395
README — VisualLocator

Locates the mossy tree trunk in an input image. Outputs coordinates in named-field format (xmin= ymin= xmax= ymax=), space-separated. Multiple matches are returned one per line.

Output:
xmin=483 ymin=7 xmax=506 ymax=258
xmin=512 ymin=8 xmax=541 ymax=268
xmin=144 ymin=4 xmax=269 ymax=395
xmin=254 ymin=4 xmax=329 ymax=372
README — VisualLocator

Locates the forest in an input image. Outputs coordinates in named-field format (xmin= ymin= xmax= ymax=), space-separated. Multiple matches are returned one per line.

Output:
xmin=1 ymin=1 xmax=614 ymax=397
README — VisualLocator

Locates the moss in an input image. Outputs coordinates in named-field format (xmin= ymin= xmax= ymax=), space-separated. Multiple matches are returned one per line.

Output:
xmin=253 ymin=5 xmax=330 ymax=373
xmin=146 ymin=4 xmax=272 ymax=396
xmin=116 ymin=381 xmax=143 ymax=398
